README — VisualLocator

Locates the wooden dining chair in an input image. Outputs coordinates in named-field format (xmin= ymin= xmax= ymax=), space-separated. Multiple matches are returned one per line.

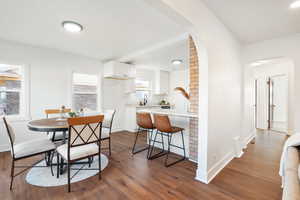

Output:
xmin=101 ymin=109 xmax=116 ymax=156
xmin=56 ymin=115 xmax=104 ymax=192
xmin=45 ymin=108 xmax=71 ymax=142
xmin=3 ymin=117 xmax=56 ymax=190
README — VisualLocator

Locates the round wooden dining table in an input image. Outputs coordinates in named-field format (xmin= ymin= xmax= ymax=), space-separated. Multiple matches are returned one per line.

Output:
xmin=26 ymin=117 xmax=109 ymax=183
xmin=27 ymin=118 xmax=68 ymax=143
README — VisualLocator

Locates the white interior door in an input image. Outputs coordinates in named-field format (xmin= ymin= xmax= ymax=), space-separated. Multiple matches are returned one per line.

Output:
xmin=270 ymin=75 xmax=288 ymax=132
xmin=256 ymin=78 xmax=269 ymax=130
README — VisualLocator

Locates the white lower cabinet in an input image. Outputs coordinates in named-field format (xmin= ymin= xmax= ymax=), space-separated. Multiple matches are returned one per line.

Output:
xmin=124 ymin=107 xmax=137 ymax=132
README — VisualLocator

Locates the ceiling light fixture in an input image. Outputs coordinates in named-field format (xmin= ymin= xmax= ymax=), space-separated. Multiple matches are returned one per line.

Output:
xmin=172 ymin=59 xmax=183 ymax=65
xmin=290 ymin=0 xmax=300 ymax=9
xmin=62 ymin=21 xmax=83 ymax=33
xmin=250 ymin=59 xmax=271 ymax=67
xmin=251 ymin=62 xmax=262 ymax=67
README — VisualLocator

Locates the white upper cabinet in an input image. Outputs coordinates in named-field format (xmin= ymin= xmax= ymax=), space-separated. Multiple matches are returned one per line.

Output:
xmin=154 ymin=70 xmax=169 ymax=95
xmin=103 ymin=61 xmax=136 ymax=80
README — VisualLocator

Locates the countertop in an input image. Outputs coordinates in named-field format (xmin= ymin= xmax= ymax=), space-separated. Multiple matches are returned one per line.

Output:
xmin=125 ymin=104 xmax=169 ymax=108
xmin=138 ymin=108 xmax=198 ymax=118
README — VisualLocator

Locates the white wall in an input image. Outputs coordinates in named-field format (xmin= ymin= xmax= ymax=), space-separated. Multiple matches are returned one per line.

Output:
xmin=0 ymin=39 xmax=102 ymax=151
xmin=148 ymin=0 xmax=243 ymax=183
xmin=243 ymin=34 xmax=300 ymax=133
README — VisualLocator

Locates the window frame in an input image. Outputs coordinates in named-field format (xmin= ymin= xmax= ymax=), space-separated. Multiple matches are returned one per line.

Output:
xmin=71 ymin=71 xmax=100 ymax=112
xmin=0 ymin=63 xmax=30 ymax=121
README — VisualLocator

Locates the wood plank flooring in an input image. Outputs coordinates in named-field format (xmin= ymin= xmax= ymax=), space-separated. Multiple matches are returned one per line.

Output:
xmin=0 ymin=130 xmax=286 ymax=200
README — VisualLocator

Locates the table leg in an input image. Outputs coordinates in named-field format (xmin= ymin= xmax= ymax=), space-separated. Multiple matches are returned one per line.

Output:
xmin=59 ymin=131 xmax=67 ymax=174
xmin=62 ymin=131 xmax=66 ymax=144
xmin=60 ymin=156 xmax=65 ymax=175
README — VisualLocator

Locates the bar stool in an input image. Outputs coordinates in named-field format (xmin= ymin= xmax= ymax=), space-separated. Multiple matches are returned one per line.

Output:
xmin=132 ymin=112 xmax=157 ymax=158
xmin=149 ymin=114 xmax=186 ymax=167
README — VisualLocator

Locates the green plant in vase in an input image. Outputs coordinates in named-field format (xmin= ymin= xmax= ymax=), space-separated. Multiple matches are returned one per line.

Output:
xmin=68 ymin=112 xmax=77 ymax=118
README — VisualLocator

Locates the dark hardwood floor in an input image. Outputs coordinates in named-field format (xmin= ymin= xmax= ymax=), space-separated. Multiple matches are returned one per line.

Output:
xmin=0 ymin=130 xmax=286 ymax=200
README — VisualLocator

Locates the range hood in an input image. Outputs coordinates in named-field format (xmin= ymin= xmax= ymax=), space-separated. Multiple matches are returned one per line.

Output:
xmin=103 ymin=61 xmax=136 ymax=80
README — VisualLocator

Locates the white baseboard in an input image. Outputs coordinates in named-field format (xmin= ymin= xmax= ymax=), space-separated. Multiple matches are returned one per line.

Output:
xmin=233 ymin=136 xmax=243 ymax=158
xmin=0 ymin=144 xmax=9 ymax=152
xmin=195 ymin=168 xmax=209 ymax=184
xmin=123 ymin=128 xmax=137 ymax=133
xmin=207 ymin=151 xmax=235 ymax=183
xmin=195 ymin=150 xmax=235 ymax=184
xmin=236 ymin=151 xmax=244 ymax=158
xmin=111 ymin=128 xmax=127 ymax=133
xmin=189 ymin=158 xmax=197 ymax=163
xmin=243 ymin=132 xmax=256 ymax=149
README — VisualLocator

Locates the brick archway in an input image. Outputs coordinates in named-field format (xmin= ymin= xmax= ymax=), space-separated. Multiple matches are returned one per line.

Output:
xmin=188 ymin=36 xmax=199 ymax=162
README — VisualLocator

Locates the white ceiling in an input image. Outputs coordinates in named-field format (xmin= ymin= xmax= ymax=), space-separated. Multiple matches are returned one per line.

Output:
xmin=0 ymin=0 xmax=185 ymax=60
xmin=128 ymin=36 xmax=189 ymax=71
xmin=201 ymin=0 xmax=300 ymax=44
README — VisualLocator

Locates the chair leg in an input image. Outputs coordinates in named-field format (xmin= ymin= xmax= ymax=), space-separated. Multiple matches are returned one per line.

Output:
xmin=181 ymin=130 xmax=186 ymax=158
xmin=146 ymin=129 xmax=154 ymax=159
xmin=164 ymin=133 xmax=172 ymax=166
xmin=60 ymin=156 xmax=64 ymax=175
xmin=88 ymin=157 xmax=92 ymax=168
xmin=108 ymin=137 xmax=112 ymax=156
xmin=148 ymin=130 xmax=166 ymax=160
xmin=9 ymin=159 xmax=14 ymax=190
xmin=98 ymin=143 xmax=101 ymax=180
xmin=45 ymin=151 xmax=52 ymax=166
xmin=51 ymin=131 xmax=56 ymax=142
xmin=56 ymin=153 xmax=60 ymax=179
xmin=67 ymin=162 xmax=71 ymax=192
xmin=132 ymin=128 xmax=140 ymax=154
xmin=160 ymin=131 xmax=165 ymax=151
xmin=44 ymin=153 xmax=48 ymax=166
xmin=50 ymin=151 xmax=54 ymax=176
xmin=165 ymin=130 xmax=186 ymax=167
xmin=132 ymin=128 xmax=149 ymax=155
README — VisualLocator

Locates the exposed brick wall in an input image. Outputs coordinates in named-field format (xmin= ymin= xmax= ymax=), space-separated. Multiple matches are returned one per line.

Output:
xmin=189 ymin=36 xmax=199 ymax=162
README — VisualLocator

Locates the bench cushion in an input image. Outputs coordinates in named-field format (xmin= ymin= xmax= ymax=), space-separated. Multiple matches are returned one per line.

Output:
xmin=57 ymin=143 xmax=99 ymax=161
xmin=14 ymin=138 xmax=55 ymax=159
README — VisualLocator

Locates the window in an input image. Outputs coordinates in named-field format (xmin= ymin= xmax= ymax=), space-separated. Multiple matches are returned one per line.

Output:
xmin=135 ymin=79 xmax=151 ymax=103
xmin=72 ymin=73 xmax=99 ymax=112
xmin=0 ymin=64 xmax=25 ymax=116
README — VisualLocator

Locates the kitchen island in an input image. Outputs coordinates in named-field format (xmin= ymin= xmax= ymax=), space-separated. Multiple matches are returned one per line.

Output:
xmin=138 ymin=108 xmax=198 ymax=118
xmin=137 ymin=108 xmax=197 ymax=160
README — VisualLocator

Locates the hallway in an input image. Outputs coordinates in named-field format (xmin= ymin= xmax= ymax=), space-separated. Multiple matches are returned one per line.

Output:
xmin=211 ymin=130 xmax=287 ymax=199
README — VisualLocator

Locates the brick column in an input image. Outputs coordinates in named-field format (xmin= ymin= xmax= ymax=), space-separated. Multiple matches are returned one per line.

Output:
xmin=189 ymin=36 xmax=199 ymax=162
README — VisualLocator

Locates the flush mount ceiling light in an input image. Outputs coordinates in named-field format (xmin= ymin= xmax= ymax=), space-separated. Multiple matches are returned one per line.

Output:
xmin=172 ymin=59 xmax=183 ymax=65
xmin=250 ymin=62 xmax=262 ymax=67
xmin=290 ymin=0 xmax=300 ymax=9
xmin=62 ymin=21 xmax=83 ymax=33
xmin=250 ymin=59 xmax=271 ymax=67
